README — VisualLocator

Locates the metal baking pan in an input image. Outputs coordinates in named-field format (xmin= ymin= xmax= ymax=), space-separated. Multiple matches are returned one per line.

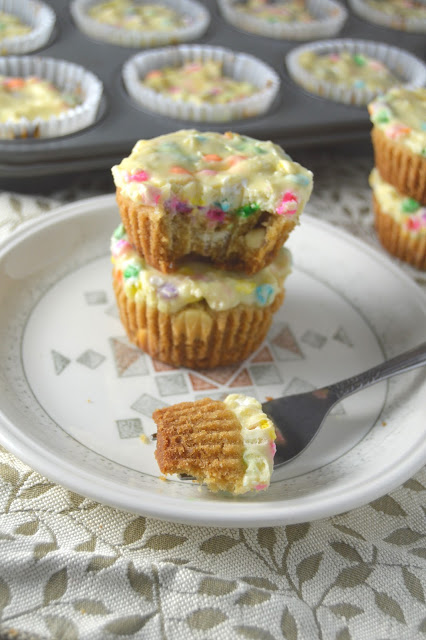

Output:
xmin=0 ymin=0 xmax=424 ymax=180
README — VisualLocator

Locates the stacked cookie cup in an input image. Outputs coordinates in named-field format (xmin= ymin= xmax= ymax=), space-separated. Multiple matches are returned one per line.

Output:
xmin=368 ymin=88 xmax=426 ymax=270
xmin=111 ymin=129 xmax=313 ymax=370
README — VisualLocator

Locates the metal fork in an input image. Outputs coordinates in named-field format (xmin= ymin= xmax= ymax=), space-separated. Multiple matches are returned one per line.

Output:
xmin=263 ymin=342 xmax=426 ymax=468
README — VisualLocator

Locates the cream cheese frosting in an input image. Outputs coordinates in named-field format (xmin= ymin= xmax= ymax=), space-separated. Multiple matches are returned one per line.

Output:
xmin=297 ymin=50 xmax=401 ymax=92
xmin=0 ymin=76 xmax=81 ymax=123
xmin=88 ymin=0 xmax=190 ymax=31
xmin=142 ymin=60 xmax=258 ymax=105
xmin=368 ymin=87 xmax=426 ymax=157
xmin=0 ymin=11 xmax=31 ymax=41
xmin=224 ymin=393 xmax=276 ymax=493
xmin=111 ymin=224 xmax=292 ymax=313
xmin=231 ymin=0 xmax=314 ymax=23
xmin=112 ymin=130 xmax=313 ymax=218
xmin=369 ymin=168 xmax=426 ymax=235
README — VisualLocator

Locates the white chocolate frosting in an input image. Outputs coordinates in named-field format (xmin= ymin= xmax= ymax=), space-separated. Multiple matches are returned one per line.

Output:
xmin=111 ymin=225 xmax=292 ymax=313
xmin=112 ymin=129 xmax=313 ymax=219
xmin=224 ymin=393 xmax=276 ymax=494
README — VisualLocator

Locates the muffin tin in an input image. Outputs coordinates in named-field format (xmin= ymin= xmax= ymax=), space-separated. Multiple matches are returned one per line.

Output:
xmin=0 ymin=0 xmax=424 ymax=181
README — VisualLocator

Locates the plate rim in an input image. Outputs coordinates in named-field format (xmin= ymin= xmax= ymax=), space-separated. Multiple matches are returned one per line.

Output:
xmin=0 ymin=192 xmax=425 ymax=528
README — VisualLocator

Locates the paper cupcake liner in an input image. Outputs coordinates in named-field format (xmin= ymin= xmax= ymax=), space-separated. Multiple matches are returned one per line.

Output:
xmin=286 ymin=39 xmax=426 ymax=106
xmin=113 ymin=268 xmax=285 ymax=369
xmin=373 ymin=194 xmax=426 ymax=270
xmin=0 ymin=0 xmax=55 ymax=54
xmin=122 ymin=44 xmax=281 ymax=122
xmin=217 ymin=0 xmax=347 ymax=40
xmin=372 ymin=128 xmax=426 ymax=204
xmin=116 ymin=188 xmax=296 ymax=275
xmin=349 ymin=0 xmax=426 ymax=34
xmin=70 ymin=0 xmax=210 ymax=48
xmin=0 ymin=56 xmax=103 ymax=139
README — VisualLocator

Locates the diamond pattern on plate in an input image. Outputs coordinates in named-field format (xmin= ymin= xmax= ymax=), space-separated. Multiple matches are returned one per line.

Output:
xmin=110 ymin=337 xmax=148 ymax=377
xmin=105 ymin=304 xmax=120 ymax=319
xmin=76 ymin=349 xmax=105 ymax=369
xmin=155 ymin=373 xmax=188 ymax=396
xmin=301 ymin=330 xmax=327 ymax=349
xmin=249 ymin=364 xmax=282 ymax=386
xmin=284 ymin=377 xmax=315 ymax=396
xmin=251 ymin=345 xmax=274 ymax=363
xmin=197 ymin=364 xmax=240 ymax=386
xmin=270 ymin=324 xmax=303 ymax=361
xmin=229 ymin=368 xmax=252 ymax=388
xmin=188 ymin=373 xmax=218 ymax=391
xmin=51 ymin=350 xmax=70 ymax=375
xmin=333 ymin=326 xmax=353 ymax=348
xmin=116 ymin=418 xmax=143 ymax=439
xmin=84 ymin=290 xmax=107 ymax=305
xmin=152 ymin=359 xmax=177 ymax=372
xmin=131 ymin=393 xmax=168 ymax=417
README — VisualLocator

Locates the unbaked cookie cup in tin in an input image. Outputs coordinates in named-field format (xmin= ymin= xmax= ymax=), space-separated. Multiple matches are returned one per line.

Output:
xmin=348 ymin=0 xmax=426 ymax=34
xmin=70 ymin=0 xmax=210 ymax=48
xmin=122 ymin=45 xmax=281 ymax=122
xmin=217 ymin=0 xmax=347 ymax=40
xmin=0 ymin=0 xmax=55 ymax=54
xmin=0 ymin=56 xmax=103 ymax=139
xmin=285 ymin=39 xmax=426 ymax=107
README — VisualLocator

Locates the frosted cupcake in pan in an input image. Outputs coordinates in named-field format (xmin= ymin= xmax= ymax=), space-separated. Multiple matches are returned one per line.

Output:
xmin=286 ymin=39 xmax=426 ymax=106
xmin=217 ymin=0 xmax=347 ymax=40
xmin=111 ymin=129 xmax=313 ymax=275
xmin=0 ymin=0 xmax=55 ymax=54
xmin=368 ymin=87 xmax=426 ymax=204
xmin=0 ymin=56 xmax=103 ymax=139
xmin=153 ymin=394 xmax=276 ymax=495
xmin=369 ymin=168 xmax=425 ymax=270
xmin=122 ymin=45 xmax=280 ymax=122
xmin=111 ymin=224 xmax=292 ymax=369
xmin=70 ymin=0 xmax=209 ymax=48
xmin=348 ymin=0 xmax=426 ymax=34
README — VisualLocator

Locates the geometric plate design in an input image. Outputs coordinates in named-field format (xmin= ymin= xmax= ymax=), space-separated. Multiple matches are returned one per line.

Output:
xmin=116 ymin=418 xmax=144 ymax=439
xmin=269 ymin=324 xmax=304 ymax=361
xmin=51 ymin=350 xmax=70 ymax=375
xmin=109 ymin=337 xmax=148 ymax=377
xmin=76 ymin=349 xmax=105 ymax=370
xmin=84 ymin=290 xmax=107 ymax=305
xmin=131 ymin=393 xmax=168 ymax=417
xmin=333 ymin=326 xmax=353 ymax=348
xmin=301 ymin=329 xmax=327 ymax=349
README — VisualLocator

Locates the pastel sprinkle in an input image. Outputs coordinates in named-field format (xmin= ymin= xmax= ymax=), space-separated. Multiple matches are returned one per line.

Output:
xmin=145 ymin=69 xmax=162 ymax=79
xmin=128 ymin=169 xmax=150 ymax=182
xmin=276 ymin=190 xmax=298 ymax=215
xmin=112 ymin=239 xmax=132 ymax=257
xmin=406 ymin=217 xmax=421 ymax=231
xmin=236 ymin=202 xmax=260 ymax=218
xmin=171 ymin=165 xmax=191 ymax=174
xmin=206 ymin=207 xmax=226 ymax=223
xmin=124 ymin=264 xmax=140 ymax=279
xmin=158 ymin=283 xmax=178 ymax=299
xmin=289 ymin=174 xmax=310 ymax=186
xmin=254 ymin=483 xmax=268 ymax=491
xmin=385 ymin=123 xmax=411 ymax=139
xmin=269 ymin=441 xmax=277 ymax=456
xmin=256 ymin=284 xmax=274 ymax=305
xmin=204 ymin=154 xmax=223 ymax=162
xmin=113 ymin=224 xmax=126 ymax=239
xmin=401 ymin=197 xmax=420 ymax=213
xmin=353 ymin=54 xmax=366 ymax=67
xmin=374 ymin=109 xmax=390 ymax=124
xmin=353 ymin=80 xmax=365 ymax=89
xmin=235 ymin=280 xmax=256 ymax=295
xmin=197 ymin=169 xmax=217 ymax=176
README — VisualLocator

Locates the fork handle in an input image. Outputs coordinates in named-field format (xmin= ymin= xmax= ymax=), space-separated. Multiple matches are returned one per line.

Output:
xmin=327 ymin=342 xmax=426 ymax=402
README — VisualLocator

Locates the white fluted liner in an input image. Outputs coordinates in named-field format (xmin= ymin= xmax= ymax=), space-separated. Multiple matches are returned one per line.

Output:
xmin=349 ymin=0 xmax=426 ymax=34
xmin=217 ymin=0 xmax=347 ymax=40
xmin=286 ymin=39 xmax=426 ymax=106
xmin=122 ymin=45 xmax=281 ymax=122
xmin=0 ymin=56 xmax=103 ymax=139
xmin=70 ymin=0 xmax=210 ymax=48
xmin=0 ymin=0 xmax=55 ymax=54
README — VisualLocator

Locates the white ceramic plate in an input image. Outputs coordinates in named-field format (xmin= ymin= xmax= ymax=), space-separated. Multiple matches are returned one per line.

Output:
xmin=0 ymin=194 xmax=425 ymax=527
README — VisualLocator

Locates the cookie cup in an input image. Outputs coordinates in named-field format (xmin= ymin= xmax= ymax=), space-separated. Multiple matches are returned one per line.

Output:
xmin=217 ymin=0 xmax=347 ymax=40
xmin=0 ymin=56 xmax=103 ymax=139
xmin=70 ymin=0 xmax=209 ymax=48
xmin=286 ymin=38 xmax=426 ymax=106
xmin=348 ymin=0 xmax=426 ymax=34
xmin=122 ymin=45 xmax=280 ymax=122
xmin=116 ymin=187 xmax=298 ymax=275
xmin=0 ymin=0 xmax=55 ymax=54
xmin=370 ymin=169 xmax=426 ymax=270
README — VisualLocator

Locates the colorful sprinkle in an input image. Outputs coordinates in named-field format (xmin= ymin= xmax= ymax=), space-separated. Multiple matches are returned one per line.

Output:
xmin=256 ymin=284 xmax=274 ymax=305
xmin=401 ymin=197 xmax=420 ymax=213
xmin=289 ymin=173 xmax=310 ymax=186
xmin=353 ymin=54 xmax=366 ymax=67
xmin=203 ymin=154 xmax=223 ymax=162
xmin=385 ymin=123 xmax=411 ymax=139
xmin=112 ymin=239 xmax=132 ymax=257
xmin=235 ymin=280 xmax=257 ymax=295
xmin=113 ymin=224 xmax=126 ymax=239
xmin=406 ymin=217 xmax=421 ymax=231
xmin=127 ymin=169 xmax=150 ymax=182
xmin=124 ymin=263 xmax=140 ymax=279
xmin=236 ymin=202 xmax=260 ymax=218
xmin=158 ymin=283 xmax=178 ymax=299
xmin=374 ymin=108 xmax=390 ymax=124
xmin=206 ymin=207 xmax=227 ymax=223
xmin=353 ymin=79 xmax=365 ymax=89
xmin=171 ymin=165 xmax=191 ymax=174
xmin=276 ymin=190 xmax=298 ymax=216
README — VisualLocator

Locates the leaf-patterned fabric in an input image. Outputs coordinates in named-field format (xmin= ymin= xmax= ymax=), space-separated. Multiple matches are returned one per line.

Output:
xmin=0 ymin=150 xmax=425 ymax=640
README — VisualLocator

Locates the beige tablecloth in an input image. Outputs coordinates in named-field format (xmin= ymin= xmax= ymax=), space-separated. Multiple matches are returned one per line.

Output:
xmin=0 ymin=150 xmax=425 ymax=640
